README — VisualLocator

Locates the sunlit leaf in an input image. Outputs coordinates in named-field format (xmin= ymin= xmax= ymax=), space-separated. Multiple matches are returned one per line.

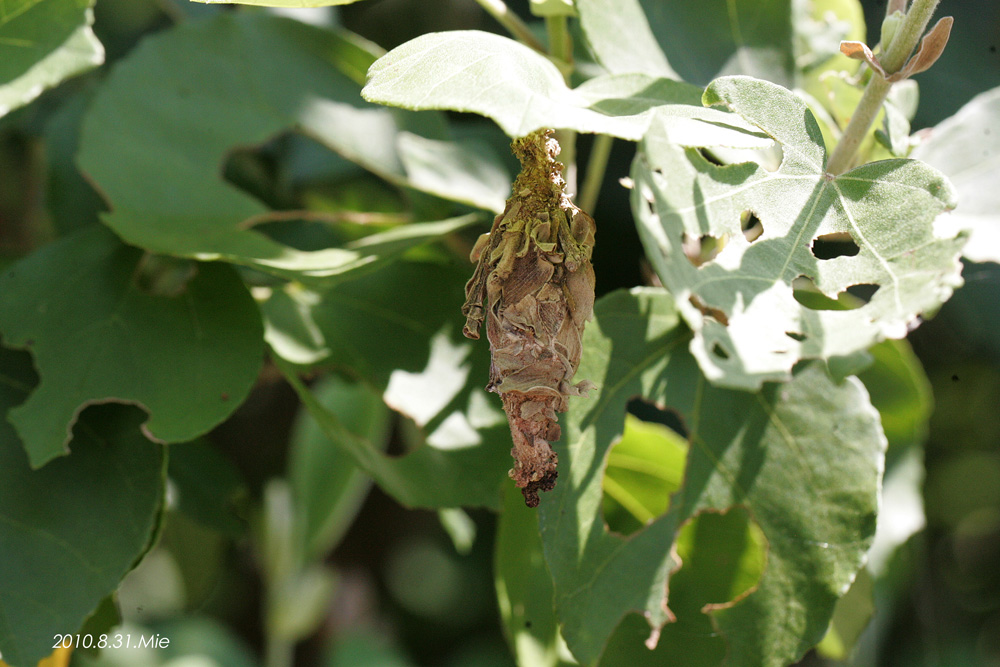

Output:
xmin=632 ymin=75 xmax=965 ymax=389
xmin=363 ymin=31 xmax=772 ymax=147
xmin=911 ymin=85 xmax=1000 ymax=265
xmin=0 ymin=0 xmax=103 ymax=118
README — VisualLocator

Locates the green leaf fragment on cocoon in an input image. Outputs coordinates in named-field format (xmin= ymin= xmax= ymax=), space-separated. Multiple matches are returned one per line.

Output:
xmin=0 ymin=226 xmax=263 ymax=467
xmin=633 ymin=75 xmax=966 ymax=390
xmin=77 ymin=14 xmax=491 ymax=284
xmin=911 ymin=85 xmax=1000 ymax=265
xmin=538 ymin=288 xmax=886 ymax=667
xmin=0 ymin=0 xmax=104 ymax=118
xmin=0 ymin=346 xmax=164 ymax=667
xmin=362 ymin=30 xmax=772 ymax=147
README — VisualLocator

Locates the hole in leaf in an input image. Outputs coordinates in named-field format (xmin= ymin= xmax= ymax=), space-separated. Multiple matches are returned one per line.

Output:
xmin=689 ymin=295 xmax=729 ymax=326
xmin=811 ymin=232 xmax=860 ymax=259
xmin=602 ymin=408 xmax=689 ymax=536
xmin=741 ymin=210 xmax=763 ymax=243
xmin=785 ymin=331 xmax=807 ymax=342
xmin=711 ymin=342 xmax=730 ymax=360
xmin=792 ymin=276 xmax=879 ymax=311
xmin=674 ymin=507 xmax=767 ymax=609
xmin=846 ymin=283 xmax=880 ymax=304
xmin=682 ymin=232 xmax=728 ymax=267
xmin=696 ymin=148 xmax=726 ymax=166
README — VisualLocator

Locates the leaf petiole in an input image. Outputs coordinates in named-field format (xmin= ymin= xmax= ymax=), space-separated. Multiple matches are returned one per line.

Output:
xmin=825 ymin=0 xmax=943 ymax=175
xmin=474 ymin=0 xmax=546 ymax=54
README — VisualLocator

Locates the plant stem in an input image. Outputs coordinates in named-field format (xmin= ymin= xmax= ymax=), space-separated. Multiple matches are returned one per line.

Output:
xmin=474 ymin=0 xmax=546 ymax=53
xmin=265 ymin=634 xmax=293 ymax=667
xmin=824 ymin=0 xmax=940 ymax=175
xmin=546 ymin=14 xmax=573 ymax=68
xmin=579 ymin=134 xmax=613 ymax=213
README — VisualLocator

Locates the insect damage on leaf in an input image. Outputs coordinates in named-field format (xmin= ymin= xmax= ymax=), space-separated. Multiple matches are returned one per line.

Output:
xmin=462 ymin=129 xmax=596 ymax=507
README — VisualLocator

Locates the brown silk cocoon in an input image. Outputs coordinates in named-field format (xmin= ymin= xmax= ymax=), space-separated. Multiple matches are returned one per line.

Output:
xmin=462 ymin=130 xmax=596 ymax=507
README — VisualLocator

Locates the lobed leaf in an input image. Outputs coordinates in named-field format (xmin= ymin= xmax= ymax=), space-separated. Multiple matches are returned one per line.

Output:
xmin=0 ymin=345 xmax=164 ymax=667
xmin=77 ymin=14 xmax=496 ymax=284
xmin=911 ymin=85 xmax=1000 ymax=265
xmin=632 ymin=75 xmax=966 ymax=389
xmin=0 ymin=0 xmax=103 ymax=118
xmin=538 ymin=288 xmax=886 ymax=666
xmin=362 ymin=30 xmax=772 ymax=147
xmin=0 ymin=226 xmax=263 ymax=467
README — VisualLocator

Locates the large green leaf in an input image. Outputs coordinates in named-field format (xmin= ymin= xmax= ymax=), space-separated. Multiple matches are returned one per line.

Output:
xmin=538 ymin=288 xmax=886 ymax=666
xmin=0 ymin=226 xmax=263 ymax=467
xmin=267 ymin=260 xmax=512 ymax=509
xmin=0 ymin=0 xmax=103 ymax=118
xmin=76 ymin=14 xmax=494 ymax=284
xmin=911 ymin=85 xmax=1000 ymax=265
xmin=0 ymin=345 xmax=164 ymax=667
xmin=362 ymin=31 xmax=771 ymax=147
xmin=632 ymin=76 xmax=966 ymax=389
xmin=288 ymin=375 xmax=392 ymax=561
xmin=578 ymin=0 xmax=795 ymax=87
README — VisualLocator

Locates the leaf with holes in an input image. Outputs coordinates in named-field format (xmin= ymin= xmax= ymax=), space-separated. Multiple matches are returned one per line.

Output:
xmin=538 ymin=287 xmax=885 ymax=667
xmin=0 ymin=226 xmax=263 ymax=467
xmin=632 ymin=75 xmax=966 ymax=390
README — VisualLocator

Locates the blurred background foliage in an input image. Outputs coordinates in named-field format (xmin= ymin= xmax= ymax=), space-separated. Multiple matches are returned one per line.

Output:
xmin=1 ymin=0 xmax=999 ymax=666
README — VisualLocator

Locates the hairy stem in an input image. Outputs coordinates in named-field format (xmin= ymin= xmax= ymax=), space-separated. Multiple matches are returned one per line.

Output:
xmin=579 ymin=134 xmax=614 ymax=213
xmin=474 ymin=0 xmax=546 ymax=53
xmin=824 ymin=0 xmax=940 ymax=175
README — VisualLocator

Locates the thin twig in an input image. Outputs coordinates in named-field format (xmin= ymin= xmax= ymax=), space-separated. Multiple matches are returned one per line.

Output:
xmin=474 ymin=0 xmax=546 ymax=53
xmin=579 ymin=134 xmax=613 ymax=213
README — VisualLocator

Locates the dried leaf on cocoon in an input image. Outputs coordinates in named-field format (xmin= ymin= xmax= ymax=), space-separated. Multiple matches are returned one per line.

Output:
xmin=462 ymin=130 xmax=596 ymax=507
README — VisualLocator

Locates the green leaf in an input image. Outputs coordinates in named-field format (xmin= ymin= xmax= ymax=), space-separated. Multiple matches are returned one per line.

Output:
xmin=911 ymin=85 xmax=1000 ymax=265
xmin=632 ymin=75 xmax=966 ymax=389
xmin=579 ymin=0 xmax=794 ymax=87
xmin=0 ymin=345 xmax=164 ymax=667
xmin=168 ymin=440 xmax=247 ymax=536
xmin=0 ymin=226 xmax=263 ymax=467
xmin=575 ymin=0 xmax=677 ymax=79
xmin=495 ymin=483 xmax=576 ymax=667
xmin=269 ymin=259 xmax=512 ymax=509
xmin=538 ymin=288 xmax=886 ymax=666
xmin=362 ymin=31 xmax=772 ymax=147
xmin=858 ymin=340 xmax=932 ymax=452
xmin=0 ymin=0 xmax=103 ymax=118
xmin=77 ymin=14 xmax=487 ymax=284
xmin=289 ymin=375 xmax=392 ymax=561
xmin=602 ymin=414 xmax=687 ymax=535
